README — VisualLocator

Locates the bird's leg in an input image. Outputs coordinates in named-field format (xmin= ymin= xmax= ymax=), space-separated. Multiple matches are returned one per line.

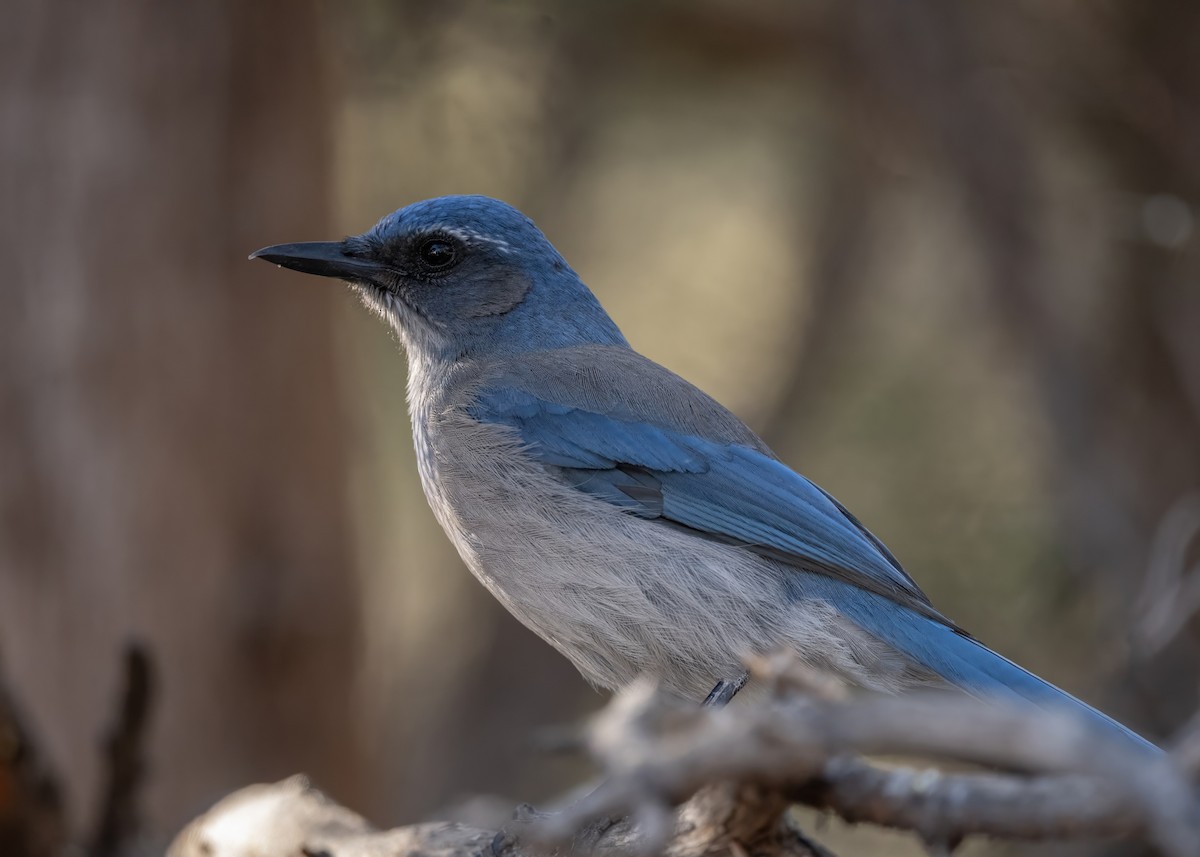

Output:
xmin=503 ymin=675 xmax=748 ymax=850
xmin=702 ymin=670 xmax=748 ymax=707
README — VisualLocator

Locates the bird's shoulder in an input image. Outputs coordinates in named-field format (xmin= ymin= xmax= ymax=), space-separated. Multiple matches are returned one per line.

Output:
xmin=458 ymin=344 xmax=770 ymax=453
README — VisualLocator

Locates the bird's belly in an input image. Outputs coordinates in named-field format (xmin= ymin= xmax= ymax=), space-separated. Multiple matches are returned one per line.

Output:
xmin=416 ymin=418 xmax=917 ymax=699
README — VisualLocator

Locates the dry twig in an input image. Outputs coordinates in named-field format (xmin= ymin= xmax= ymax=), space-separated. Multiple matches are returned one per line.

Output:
xmin=88 ymin=644 xmax=155 ymax=857
xmin=0 ymin=656 xmax=66 ymax=857
xmin=529 ymin=662 xmax=1197 ymax=856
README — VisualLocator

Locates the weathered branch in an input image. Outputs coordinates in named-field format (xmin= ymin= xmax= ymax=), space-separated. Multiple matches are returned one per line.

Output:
xmin=793 ymin=757 xmax=1140 ymax=842
xmin=0 ymin=654 xmax=66 ymax=857
xmin=88 ymin=643 xmax=155 ymax=857
xmin=527 ymin=659 xmax=1198 ymax=856
xmin=167 ymin=775 xmax=513 ymax=857
xmin=170 ymin=656 xmax=1200 ymax=857
xmin=167 ymin=775 xmax=830 ymax=857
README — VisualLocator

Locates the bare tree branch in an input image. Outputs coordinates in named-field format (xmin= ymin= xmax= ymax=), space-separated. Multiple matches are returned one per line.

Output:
xmin=168 ymin=652 xmax=1200 ymax=857
xmin=794 ymin=756 xmax=1140 ymax=842
xmin=88 ymin=643 xmax=155 ymax=857
xmin=531 ymin=663 xmax=1198 ymax=856
xmin=167 ymin=775 xmax=832 ymax=857
xmin=170 ymin=661 xmax=1200 ymax=857
xmin=0 ymin=654 xmax=66 ymax=857
xmin=1136 ymin=494 xmax=1200 ymax=656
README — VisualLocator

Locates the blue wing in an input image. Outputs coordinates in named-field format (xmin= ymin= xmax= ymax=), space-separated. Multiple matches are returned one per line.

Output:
xmin=471 ymin=386 xmax=939 ymax=620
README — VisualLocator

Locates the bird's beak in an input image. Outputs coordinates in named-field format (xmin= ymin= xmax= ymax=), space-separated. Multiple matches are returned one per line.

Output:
xmin=248 ymin=241 xmax=388 ymax=283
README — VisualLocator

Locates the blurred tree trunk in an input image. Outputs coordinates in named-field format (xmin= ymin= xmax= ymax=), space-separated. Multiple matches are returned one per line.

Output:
xmin=0 ymin=0 xmax=364 ymax=846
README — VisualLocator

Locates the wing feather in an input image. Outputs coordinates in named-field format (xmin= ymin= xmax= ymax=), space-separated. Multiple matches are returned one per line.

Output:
xmin=468 ymin=349 xmax=943 ymax=622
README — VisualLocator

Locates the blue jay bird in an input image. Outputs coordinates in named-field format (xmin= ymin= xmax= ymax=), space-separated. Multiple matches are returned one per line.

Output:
xmin=252 ymin=194 xmax=1154 ymax=752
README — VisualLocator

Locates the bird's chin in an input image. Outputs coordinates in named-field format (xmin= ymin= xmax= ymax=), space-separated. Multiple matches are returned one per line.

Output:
xmin=352 ymin=284 xmax=439 ymax=353
xmin=353 ymin=282 xmax=406 ymax=326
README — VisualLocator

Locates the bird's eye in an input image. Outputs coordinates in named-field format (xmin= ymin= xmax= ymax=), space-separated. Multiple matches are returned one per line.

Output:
xmin=418 ymin=237 xmax=458 ymax=271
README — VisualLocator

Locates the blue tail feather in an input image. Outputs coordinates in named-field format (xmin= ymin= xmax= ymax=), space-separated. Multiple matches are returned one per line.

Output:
xmin=803 ymin=579 xmax=1160 ymax=754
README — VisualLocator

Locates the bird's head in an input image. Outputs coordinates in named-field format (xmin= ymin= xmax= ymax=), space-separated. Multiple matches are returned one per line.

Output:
xmin=250 ymin=195 xmax=626 ymax=361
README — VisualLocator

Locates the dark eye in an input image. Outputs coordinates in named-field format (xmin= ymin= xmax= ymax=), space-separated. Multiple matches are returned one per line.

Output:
xmin=418 ymin=236 xmax=458 ymax=271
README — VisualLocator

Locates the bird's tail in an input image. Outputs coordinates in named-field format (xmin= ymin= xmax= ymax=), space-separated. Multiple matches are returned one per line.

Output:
xmin=832 ymin=590 xmax=1159 ymax=754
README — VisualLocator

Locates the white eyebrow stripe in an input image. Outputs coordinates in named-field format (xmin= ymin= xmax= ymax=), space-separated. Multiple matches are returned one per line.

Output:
xmin=439 ymin=226 xmax=512 ymax=254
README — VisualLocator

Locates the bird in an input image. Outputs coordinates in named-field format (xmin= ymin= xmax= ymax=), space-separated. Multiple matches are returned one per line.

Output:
xmin=251 ymin=194 xmax=1155 ymax=752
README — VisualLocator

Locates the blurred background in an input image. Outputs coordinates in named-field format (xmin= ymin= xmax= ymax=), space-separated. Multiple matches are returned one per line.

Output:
xmin=3 ymin=1 xmax=1199 ymax=855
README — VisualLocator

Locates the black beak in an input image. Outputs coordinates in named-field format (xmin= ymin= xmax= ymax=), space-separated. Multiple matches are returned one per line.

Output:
xmin=248 ymin=241 xmax=387 ymax=282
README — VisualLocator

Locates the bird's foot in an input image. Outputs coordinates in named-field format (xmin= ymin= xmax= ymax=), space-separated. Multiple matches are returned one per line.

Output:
xmin=702 ymin=671 xmax=749 ymax=707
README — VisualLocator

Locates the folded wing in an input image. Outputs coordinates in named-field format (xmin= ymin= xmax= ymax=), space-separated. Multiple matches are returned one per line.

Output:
xmin=470 ymin=350 xmax=943 ymax=624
